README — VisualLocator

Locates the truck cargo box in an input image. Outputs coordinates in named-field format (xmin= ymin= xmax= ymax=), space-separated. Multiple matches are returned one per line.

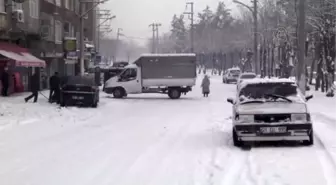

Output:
xmin=133 ymin=54 xmax=197 ymax=80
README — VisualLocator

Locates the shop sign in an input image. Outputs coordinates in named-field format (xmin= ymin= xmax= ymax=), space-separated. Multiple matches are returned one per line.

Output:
xmin=66 ymin=51 xmax=78 ymax=60
xmin=64 ymin=37 xmax=77 ymax=60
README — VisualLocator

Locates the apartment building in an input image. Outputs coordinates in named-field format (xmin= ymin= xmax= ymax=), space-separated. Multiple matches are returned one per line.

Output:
xmin=0 ymin=0 xmax=97 ymax=94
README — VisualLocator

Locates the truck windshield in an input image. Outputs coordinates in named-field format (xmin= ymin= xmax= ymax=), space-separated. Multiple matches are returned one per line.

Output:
xmin=120 ymin=68 xmax=137 ymax=80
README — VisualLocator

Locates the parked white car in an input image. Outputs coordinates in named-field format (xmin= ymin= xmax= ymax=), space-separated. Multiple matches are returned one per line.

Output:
xmin=236 ymin=72 xmax=257 ymax=89
xmin=223 ymin=68 xmax=241 ymax=84
xmin=227 ymin=78 xmax=314 ymax=147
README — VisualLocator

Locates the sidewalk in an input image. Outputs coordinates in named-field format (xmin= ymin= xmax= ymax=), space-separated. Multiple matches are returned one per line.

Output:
xmin=0 ymin=90 xmax=59 ymax=131
xmin=308 ymin=88 xmax=336 ymax=121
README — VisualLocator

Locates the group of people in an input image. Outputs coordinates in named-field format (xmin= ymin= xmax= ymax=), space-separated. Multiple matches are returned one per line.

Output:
xmin=23 ymin=72 xmax=61 ymax=103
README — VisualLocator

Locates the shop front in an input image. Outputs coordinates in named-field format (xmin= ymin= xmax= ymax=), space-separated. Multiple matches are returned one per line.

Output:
xmin=0 ymin=42 xmax=46 ymax=94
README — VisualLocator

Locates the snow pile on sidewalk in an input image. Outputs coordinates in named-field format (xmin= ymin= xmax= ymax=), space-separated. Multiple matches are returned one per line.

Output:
xmin=0 ymin=94 xmax=60 ymax=131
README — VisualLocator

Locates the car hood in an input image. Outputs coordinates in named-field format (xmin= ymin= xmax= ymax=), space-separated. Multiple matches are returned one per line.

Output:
xmin=237 ymin=102 xmax=307 ymax=114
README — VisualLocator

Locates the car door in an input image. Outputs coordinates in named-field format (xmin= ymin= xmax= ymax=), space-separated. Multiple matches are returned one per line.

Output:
xmin=118 ymin=68 xmax=142 ymax=94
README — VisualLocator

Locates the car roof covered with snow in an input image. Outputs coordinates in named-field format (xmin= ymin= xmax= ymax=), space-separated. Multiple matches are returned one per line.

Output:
xmin=239 ymin=78 xmax=296 ymax=90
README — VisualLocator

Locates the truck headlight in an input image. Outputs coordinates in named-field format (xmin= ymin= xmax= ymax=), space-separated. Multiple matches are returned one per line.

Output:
xmin=291 ymin=114 xmax=307 ymax=122
xmin=235 ymin=114 xmax=254 ymax=123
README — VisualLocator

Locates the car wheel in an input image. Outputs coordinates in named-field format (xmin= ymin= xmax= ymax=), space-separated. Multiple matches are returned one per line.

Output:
xmin=113 ymin=88 xmax=124 ymax=99
xmin=303 ymin=129 xmax=314 ymax=146
xmin=168 ymin=88 xmax=181 ymax=99
xmin=232 ymin=129 xmax=243 ymax=147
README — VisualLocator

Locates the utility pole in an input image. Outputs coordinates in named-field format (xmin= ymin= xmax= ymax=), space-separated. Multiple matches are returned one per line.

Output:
xmin=79 ymin=0 xmax=109 ymax=76
xmin=233 ymin=0 xmax=258 ymax=74
xmin=154 ymin=23 xmax=162 ymax=53
xmin=79 ymin=2 xmax=85 ymax=75
xmin=297 ymin=0 xmax=306 ymax=95
xmin=96 ymin=9 xmax=115 ymax=53
xmin=253 ymin=0 xmax=258 ymax=74
xmin=149 ymin=23 xmax=156 ymax=53
xmin=116 ymin=28 xmax=123 ymax=61
xmin=184 ymin=2 xmax=194 ymax=53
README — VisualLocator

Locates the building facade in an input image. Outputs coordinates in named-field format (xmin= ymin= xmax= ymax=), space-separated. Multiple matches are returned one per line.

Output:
xmin=0 ymin=0 xmax=97 ymax=94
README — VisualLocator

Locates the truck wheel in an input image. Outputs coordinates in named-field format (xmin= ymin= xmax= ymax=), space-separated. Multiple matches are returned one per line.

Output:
xmin=113 ymin=88 xmax=124 ymax=99
xmin=303 ymin=129 xmax=314 ymax=146
xmin=233 ymin=129 xmax=243 ymax=147
xmin=168 ymin=89 xmax=181 ymax=99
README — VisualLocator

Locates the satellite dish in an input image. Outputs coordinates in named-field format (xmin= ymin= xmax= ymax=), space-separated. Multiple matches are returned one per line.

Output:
xmin=12 ymin=0 xmax=26 ymax=3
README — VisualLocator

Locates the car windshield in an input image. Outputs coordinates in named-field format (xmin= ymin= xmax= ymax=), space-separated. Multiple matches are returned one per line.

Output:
xmin=238 ymin=82 xmax=299 ymax=102
xmin=240 ymin=74 xmax=256 ymax=79
xmin=66 ymin=76 xmax=95 ymax=86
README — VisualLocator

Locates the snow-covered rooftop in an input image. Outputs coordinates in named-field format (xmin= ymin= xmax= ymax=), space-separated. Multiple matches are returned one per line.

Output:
xmin=240 ymin=78 xmax=296 ymax=89
xmin=140 ymin=53 xmax=196 ymax=57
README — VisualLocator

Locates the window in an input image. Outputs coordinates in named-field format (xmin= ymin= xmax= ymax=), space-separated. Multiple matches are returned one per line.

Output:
xmin=120 ymin=69 xmax=137 ymax=81
xmin=64 ymin=0 xmax=70 ymax=9
xmin=13 ymin=2 xmax=23 ymax=10
xmin=64 ymin=22 xmax=75 ymax=37
xmin=75 ymin=0 xmax=80 ymax=14
xmin=0 ymin=0 xmax=5 ymax=12
xmin=29 ymin=0 xmax=39 ymax=19
xmin=55 ymin=21 xmax=62 ymax=43
xmin=83 ymin=3 xmax=88 ymax=19
xmin=55 ymin=0 xmax=61 ymax=7
xmin=70 ymin=0 xmax=75 ymax=11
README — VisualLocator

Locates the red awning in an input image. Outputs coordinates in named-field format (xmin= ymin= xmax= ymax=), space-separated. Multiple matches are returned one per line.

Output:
xmin=0 ymin=42 xmax=46 ymax=67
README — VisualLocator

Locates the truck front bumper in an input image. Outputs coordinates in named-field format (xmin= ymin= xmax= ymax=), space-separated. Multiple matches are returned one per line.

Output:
xmin=234 ymin=123 xmax=312 ymax=142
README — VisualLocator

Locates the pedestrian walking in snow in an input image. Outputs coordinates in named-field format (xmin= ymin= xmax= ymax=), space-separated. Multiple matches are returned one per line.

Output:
xmin=1 ymin=67 xmax=9 ymax=97
xmin=201 ymin=75 xmax=210 ymax=97
xmin=25 ymin=72 xmax=39 ymax=103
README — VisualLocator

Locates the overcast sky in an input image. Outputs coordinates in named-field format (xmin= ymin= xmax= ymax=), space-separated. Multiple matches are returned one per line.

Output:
xmin=103 ymin=0 xmax=249 ymax=45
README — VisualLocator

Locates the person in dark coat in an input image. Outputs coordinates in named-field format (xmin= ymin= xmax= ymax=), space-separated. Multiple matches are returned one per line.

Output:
xmin=25 ymin=72 xmax=40 ymax=103
xmin=1 ymin=67 xmax=9 ymax=96
xmin=201 ymin=75 xmax=210 ymax=97
xmin=49 ymin=72 xmax=60 ymax=103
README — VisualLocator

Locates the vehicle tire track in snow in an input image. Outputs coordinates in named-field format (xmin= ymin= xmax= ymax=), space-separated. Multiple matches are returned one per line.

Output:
xmin=205 ymin=99 xmax=255 ymax=185
xmin=314 ymin=133 xmax=336 ymax=185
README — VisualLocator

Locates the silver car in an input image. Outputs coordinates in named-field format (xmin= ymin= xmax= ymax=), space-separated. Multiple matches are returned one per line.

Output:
xmin=227 ymin=78 xmax=314 ymax=147
xmin=223 ymin=68 xmax=241 ymax=84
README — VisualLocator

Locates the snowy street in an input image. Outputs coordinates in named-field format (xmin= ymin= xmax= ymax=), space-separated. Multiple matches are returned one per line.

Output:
xmin=0 ymin=75 xmax=336 ymax=185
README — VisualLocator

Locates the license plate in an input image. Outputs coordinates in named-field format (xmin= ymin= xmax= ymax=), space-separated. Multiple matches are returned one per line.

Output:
xmin=260 ymin=127 xmax=287 ymax=134
xmin=72 ymin=96 xmax=84 ymax=100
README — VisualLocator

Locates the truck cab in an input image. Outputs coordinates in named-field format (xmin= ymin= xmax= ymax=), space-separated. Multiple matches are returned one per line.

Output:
xmin=104 ymin=64 xmax=142 ymax=97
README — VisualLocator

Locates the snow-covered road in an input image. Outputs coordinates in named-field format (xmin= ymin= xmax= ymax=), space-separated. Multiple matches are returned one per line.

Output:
xmin=0 ymin=76 xmax=335 ymax=185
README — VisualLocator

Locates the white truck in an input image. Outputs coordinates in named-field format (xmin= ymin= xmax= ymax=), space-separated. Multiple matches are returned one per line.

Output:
xmin=103 ymin=53 xmax=197 ymax=99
